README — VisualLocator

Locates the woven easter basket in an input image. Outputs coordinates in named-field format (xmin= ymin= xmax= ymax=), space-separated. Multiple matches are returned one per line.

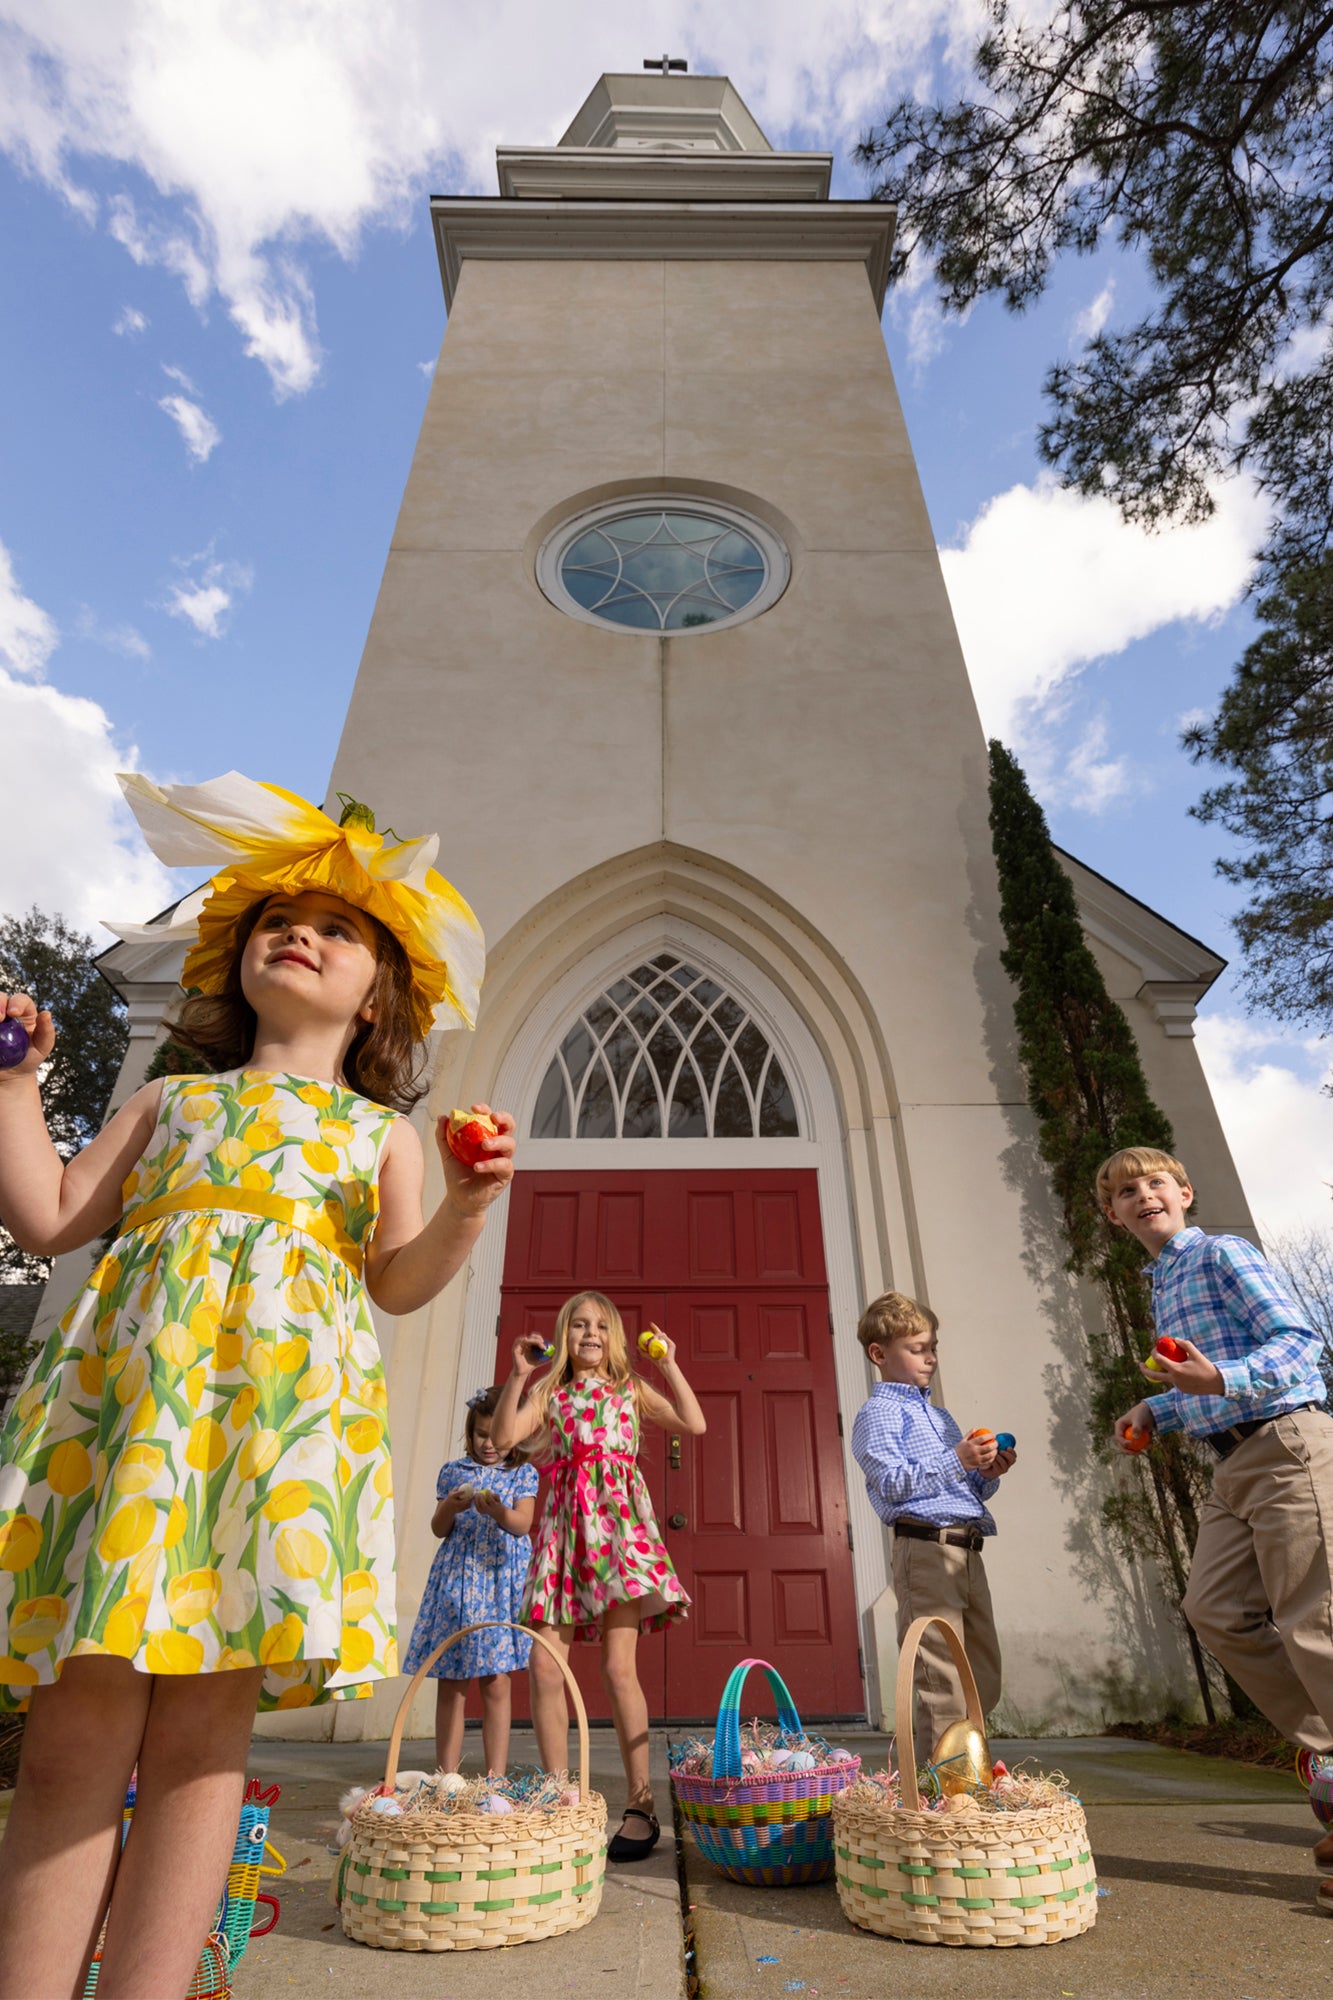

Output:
xmin=671 ymin=1657 xmax=861 ymax=1886
xmin=338 ymin=1621 xmax=606 ymax=1952
xmin=833 ymin=1617 xmax=1097 ymax=1947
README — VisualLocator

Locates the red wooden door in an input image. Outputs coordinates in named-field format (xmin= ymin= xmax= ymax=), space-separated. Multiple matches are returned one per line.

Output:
xmin=494 ymin=1170 xmax=864 ymax=1722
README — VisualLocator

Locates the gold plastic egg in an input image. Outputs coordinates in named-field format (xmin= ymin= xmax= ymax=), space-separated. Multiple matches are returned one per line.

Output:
xmin=930 ymin=1719 xmax=993 ymax=1795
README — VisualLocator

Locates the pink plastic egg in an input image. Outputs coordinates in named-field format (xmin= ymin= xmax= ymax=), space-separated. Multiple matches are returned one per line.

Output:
xmin=482 ymin=1794 xmax=512 ymax=1816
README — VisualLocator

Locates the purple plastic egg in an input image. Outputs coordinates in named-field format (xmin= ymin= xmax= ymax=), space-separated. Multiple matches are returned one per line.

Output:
xmin=0 ymin=1019 xmax=29 ymax=1069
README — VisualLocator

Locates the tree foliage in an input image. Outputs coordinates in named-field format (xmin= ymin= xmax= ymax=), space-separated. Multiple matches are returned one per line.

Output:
xmin=1184 ymin=556 xmax=1333 ymax=1023
xmin=857 ymin=2 xmax=1333 ymax=563
xmin=988 ymin=740 xmax=1221 ymax=1715
xmin=0 ymin=909 xmax=129 ymax=1285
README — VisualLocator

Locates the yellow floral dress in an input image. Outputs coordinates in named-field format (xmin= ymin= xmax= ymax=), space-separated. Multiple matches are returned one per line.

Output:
xmin=0 ymin=1069 xmax=399 ymax=1712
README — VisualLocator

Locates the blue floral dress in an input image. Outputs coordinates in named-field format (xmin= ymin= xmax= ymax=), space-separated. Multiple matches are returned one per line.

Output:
xmin=403 ymin=1456 xmax=539 ymax=1679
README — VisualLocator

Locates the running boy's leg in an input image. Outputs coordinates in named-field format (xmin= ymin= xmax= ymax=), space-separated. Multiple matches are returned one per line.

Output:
xmin=1184 ymin=1418 xmax=1333 ymax=1748
xmin=0 ymin=1657 xmax=150 ymax=2000
xmin=95 ymin=1663 xmax=264 ymax=2000
xmin=961 ymin=1550 xmax=1003 ymax=1721
xmin=478 ymin=1672 xmax=511 ymax=1775
xmin=892 ymin=1537 xmax=973 ymax=1756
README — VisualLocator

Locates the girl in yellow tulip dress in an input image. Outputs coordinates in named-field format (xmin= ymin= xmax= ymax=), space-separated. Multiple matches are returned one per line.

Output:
xmin=0 ymin=772 xmax=513 ymax=2000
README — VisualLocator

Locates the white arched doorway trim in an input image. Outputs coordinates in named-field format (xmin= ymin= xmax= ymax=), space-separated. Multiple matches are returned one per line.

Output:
xmin=451 ymin=909 xmax=894 ymax=1665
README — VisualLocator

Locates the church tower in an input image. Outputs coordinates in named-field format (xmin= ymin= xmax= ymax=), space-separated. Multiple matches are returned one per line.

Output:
xmin=311 ymin=71 xmax=1253 ymax=1730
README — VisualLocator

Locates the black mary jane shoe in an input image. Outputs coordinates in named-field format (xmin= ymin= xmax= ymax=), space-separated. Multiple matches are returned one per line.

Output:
xmin=608 ymin=1806 xmax=660 ymax=1862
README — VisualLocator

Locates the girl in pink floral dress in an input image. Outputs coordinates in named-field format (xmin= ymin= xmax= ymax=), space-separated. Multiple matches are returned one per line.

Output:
xmin=491 ymin=1290 xmax=705 ymax=1862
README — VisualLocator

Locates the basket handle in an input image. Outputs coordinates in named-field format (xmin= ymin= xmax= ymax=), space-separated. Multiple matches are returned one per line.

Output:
xmin=893 ymin=1614 xmax=986 ymax=1812
xmin=383 ymin=1622 xmax=591 ymax=1800
xmin=713 ymin=1657 xmax=805 ymax=1780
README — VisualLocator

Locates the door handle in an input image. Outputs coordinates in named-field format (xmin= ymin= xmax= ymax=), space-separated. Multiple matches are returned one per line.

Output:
xmin=669 ymin=1436 xmax=682 ymax=1471
xmin=669 ymin=1512 xmax=687 ymax=1531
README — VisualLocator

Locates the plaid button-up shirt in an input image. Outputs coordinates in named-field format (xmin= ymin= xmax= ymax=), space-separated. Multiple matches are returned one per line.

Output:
xmin=851 ymin=1380 xmax=999 ymax=1534
xmin=1144 ymin=1226 xmax=1326 ymax=1438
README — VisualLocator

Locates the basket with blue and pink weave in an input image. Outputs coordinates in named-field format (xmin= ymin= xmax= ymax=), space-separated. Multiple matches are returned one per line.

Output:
xmin=670 ymin=1658 xmax=861 ymax=1886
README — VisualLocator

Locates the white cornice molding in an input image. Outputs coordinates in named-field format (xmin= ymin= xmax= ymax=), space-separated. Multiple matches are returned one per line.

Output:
xmin=430 ymin=198 xmax=897 ymax=311
xmin=559 ymin=74 xmax=772 ymax=154
xmin=1058 ymin=848 xmax=1225 ymax=1038
xmin=495 ymin=148 xmax=832 ymax=204
xmin=96 ymin=931 xmax=187 ymax=996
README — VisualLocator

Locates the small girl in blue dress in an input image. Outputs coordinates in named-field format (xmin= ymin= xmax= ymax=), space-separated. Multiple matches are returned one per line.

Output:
xmin=404 ymin=1386 xmax=540 ymax=1774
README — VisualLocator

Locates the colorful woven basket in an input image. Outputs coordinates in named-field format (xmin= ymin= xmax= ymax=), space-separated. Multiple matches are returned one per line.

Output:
xmin=338 ymin=1621 xmax=606 ymax=1952
xmin=833 ymin=1616 xmax=1097 ymax=1947
xmin=671 ymin=1657 xmax=861 ymax=1886
xmin=83 ymin=1776 xmax=283 ymax=1996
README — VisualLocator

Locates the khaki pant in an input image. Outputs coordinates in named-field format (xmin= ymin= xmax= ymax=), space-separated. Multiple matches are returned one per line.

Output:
xmin=891 ymin=1532 xmax=1003 ymax=1760
xmin=1183 ymin=1408 xmax=1333 ymax=1752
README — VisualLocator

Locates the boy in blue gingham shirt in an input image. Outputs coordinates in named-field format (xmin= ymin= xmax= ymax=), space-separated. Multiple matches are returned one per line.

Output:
xmin=1105 ymin=1146 xmax=1333 ymax=1905
xmin=851 ymin=1291 xmax=1016 ymax=1754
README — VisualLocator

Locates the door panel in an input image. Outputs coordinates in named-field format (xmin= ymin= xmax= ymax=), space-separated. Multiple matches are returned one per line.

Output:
xmin=492 ymin=1170 xmax=862 ymax=1723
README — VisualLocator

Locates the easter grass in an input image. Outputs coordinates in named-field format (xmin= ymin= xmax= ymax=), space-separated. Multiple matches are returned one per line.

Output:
xmin=1107 ymin=1715 xmax=1294 ymax=1770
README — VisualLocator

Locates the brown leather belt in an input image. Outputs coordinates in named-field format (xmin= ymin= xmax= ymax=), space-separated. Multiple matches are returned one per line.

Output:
xmin=1202 ymin=1402 xmax=1324 ymax=1460
xmin=894 ymin=1520 xmax=986 ymax=1554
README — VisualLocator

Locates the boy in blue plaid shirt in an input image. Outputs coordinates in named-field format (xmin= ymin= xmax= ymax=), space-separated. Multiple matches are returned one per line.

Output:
xmin=851 ymin=1291 xmax=1016 ymax=1753
xmin=1105 ymin=1146 xmax=1333 ymax=1903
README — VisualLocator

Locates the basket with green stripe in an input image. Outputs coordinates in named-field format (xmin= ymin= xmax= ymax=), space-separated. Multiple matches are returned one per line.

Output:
xmin=833 ymin=1616 xmax=1096 ymax=1947
xmin=338 ymin=1622 xmax=606 ymax=1952
xmin=671 ymin=1658 xmax=861 ymax=1886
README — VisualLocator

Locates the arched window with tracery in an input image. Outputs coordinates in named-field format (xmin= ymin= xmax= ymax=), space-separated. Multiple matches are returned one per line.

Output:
xmin=530 ymin=954 xmax=800 ymax=1140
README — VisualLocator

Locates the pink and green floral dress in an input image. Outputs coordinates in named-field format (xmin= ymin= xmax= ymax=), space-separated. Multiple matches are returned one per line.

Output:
xmin=521 ymin=1377 xmax=688 ymax=1640
xmin=0 ymin=1068 xmax=399 ymax=1712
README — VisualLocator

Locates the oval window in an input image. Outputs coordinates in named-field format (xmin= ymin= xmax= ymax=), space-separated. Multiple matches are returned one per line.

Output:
xmin=538 ymin=499 xmax=789 ymax=635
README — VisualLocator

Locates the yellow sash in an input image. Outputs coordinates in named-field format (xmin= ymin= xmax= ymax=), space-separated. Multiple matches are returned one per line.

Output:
xmin=122 ymin=1185 xmax=363 ymax=1278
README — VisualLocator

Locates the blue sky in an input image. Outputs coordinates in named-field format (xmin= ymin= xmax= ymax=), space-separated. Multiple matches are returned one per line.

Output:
xmin=0 ymin=2 xmax=1326 ymax=1240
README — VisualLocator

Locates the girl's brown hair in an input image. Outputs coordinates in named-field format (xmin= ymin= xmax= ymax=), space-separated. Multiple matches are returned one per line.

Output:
xmin=167 ymin=896 xmax=427 ymax=1112
xmin=464 ymin=1386 xmax=524 ymax=1468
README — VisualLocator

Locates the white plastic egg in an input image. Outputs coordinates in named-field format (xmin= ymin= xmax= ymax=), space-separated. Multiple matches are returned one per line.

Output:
xmin=436 ymin=1772 xmax=468 ymax=1796
xmin=788 ymin=1751 xmax=816 ymax=1771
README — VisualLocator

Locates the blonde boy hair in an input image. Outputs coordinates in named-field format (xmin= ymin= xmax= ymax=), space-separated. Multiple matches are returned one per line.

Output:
xmin=857 ymin=1291 xmax=938 ymax=1357
xmin=1095 ymin=1146 xmax=1191 ymax=1215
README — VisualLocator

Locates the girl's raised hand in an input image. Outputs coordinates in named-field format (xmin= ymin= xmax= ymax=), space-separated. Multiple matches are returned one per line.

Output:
xmin=0 ymin=992 xmax=54 ymax=1079
xmin=436 ymin=1103 xmax=516 ymax=1215
xmin=642 ymin=1323 xmax=676 ymax=1370
xmin=510 ymin=1332 xmax=549 ymax=1378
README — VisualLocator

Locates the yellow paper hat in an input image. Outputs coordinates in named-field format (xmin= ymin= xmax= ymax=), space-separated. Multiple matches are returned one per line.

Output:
xmin=111 ymin=771 xmax=484 ymax=1037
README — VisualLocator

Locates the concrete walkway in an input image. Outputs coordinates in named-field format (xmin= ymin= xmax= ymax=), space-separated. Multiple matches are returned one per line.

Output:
xmin=683 ymin=1734 xmax=1329 ymax=2000
xmin=236 ymin=1727 xmax=685 ymax=2000
xmin=2 ymin=1731 xmax=1324 ymax=1996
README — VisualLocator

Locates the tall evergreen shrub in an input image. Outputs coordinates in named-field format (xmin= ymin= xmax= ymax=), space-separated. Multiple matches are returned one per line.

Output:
xmin=987 ymin=740 xmax=1217 ymax=1715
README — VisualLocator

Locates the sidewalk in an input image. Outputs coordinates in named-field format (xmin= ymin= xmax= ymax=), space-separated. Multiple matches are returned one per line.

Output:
xmin=682 ymin=1734 xmax=1329 ymax=1999
xmin=236 ymin=1726 xmax=685 ymax=2000
xmin=2 ymin=1732 xmax=1323 ymax=1997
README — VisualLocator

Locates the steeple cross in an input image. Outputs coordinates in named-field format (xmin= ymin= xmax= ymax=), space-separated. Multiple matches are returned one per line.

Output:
xmin=643 ymin=55 xmax=688 ymax=74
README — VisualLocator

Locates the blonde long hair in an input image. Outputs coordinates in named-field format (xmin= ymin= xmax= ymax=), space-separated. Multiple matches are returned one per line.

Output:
xmin=524 ymin=1290 xmax=643 ymax=1453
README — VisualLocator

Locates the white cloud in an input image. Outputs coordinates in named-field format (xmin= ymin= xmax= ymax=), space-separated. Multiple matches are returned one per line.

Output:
xmin=417 ymin=357 xmax=436 ymax=379
xmin=0 ymin=542 xmax=173 ymax=937
xmin=0 ymin=668 xmax=175 ymax=938
xmin=112 ymin=302 xmax=147 ymax=335
xmin=162 ymin=549 xmax=251 ymax=638
xmin=941 ymin=473 xmax=1267 ymax=747
xmin=1071 ymin=277 xmax=1114 ymax=343
xmin=0 ymin=1 xmax=979 ymax=396
xmin=1193 ymin=1014 xmax=1333 ymax=1242
xmin=74 ymin=607 xmax=151 ymax=661
xmin=0 ymin=542 xmax=58 ymax=679
xmin=157 ymin=383 xmax=220 ymax=463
